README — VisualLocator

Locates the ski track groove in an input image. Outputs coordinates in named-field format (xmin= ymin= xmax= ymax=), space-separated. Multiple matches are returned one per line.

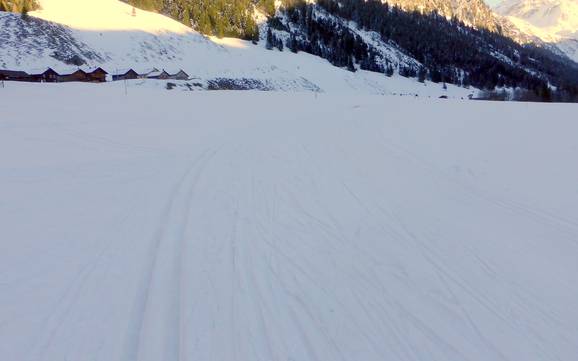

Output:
xmin=122 ymin=147 xmax=219 ymax=361
xmin=4 ymin=96 xmax=578 ymax=361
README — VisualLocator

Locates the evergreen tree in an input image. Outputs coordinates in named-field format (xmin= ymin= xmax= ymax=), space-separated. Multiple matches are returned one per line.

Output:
xmin=417 ymin=67 xmax=426 ymax=83
xmin=258 ymin=0 xmax=275 ymax=17
xmin=266 ymin=28 xmax=274 ymax=50
xmin=20 ymin=3 xmax=29 ymax=20
xmin=182 ymin=6 xmax=190 ymax=26
xmin=385 ymin=65 xmax=394 ymax=77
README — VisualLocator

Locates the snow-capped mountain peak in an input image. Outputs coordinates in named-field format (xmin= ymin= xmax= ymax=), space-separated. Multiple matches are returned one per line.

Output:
xmin=495 ymin=0 xmax=578 ymax=62
xmin=495 ymin=0 xmax=578 ymax=34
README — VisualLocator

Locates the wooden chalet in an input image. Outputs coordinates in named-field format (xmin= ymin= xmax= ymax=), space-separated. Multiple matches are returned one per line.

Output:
xmin=57 ymin=67 xmax=108 ymax=83
xmin=30 ymin=68 xmax=59 ymax=83
xmin=87 ymin=67 xmax=108 ymax=82
xmin=170 ymin=70 xmax=189 ymax=80
xmin=112 ymin=69 xmax=139 ymax=81
xmin=146 ymin=69 xmax=189 ymax=80
xmin=148 ymin=70 xmax=171 ymax=80
xmin=0 ymin=66 xmax=187 ymax=83
xmin=59 ymin=69 xmax=89 ymax=82
xmin=0 ymin=70 xmax=31 ymax=82
xmin=139 ymin=67 xmax=159 ymax=78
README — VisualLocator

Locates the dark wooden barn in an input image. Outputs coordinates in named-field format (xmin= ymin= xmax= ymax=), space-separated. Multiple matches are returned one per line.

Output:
xmin=112 ymin=69 xmax=138 ymax=81
xmin=58 ymin=68 xmax=107 ymax=83
xmin=59 ymin=69 xmax=89 ymax=82
xmin=30 ymin=68 xmax=60 ymax=83
xmin=87 ymin=68 xmax=108 ymax=82
xmin=0 ymin=70 xmax=31 ymax=82
xmin=41 ymin=68 xmax=60 ymax=82
xmin=170 ymin=70 xmax=189 ymax=80
xmin=148 ymin=70 xmax=171 ymax=80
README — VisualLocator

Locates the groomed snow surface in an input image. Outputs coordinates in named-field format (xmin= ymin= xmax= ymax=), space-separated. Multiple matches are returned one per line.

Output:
xmin=1 ymin=84 xmax=578 ymax=361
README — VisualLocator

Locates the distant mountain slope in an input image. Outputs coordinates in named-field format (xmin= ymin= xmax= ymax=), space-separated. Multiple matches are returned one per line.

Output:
xmin=265 ymin=0 xmax=578 ymax=100
xmin=1 ymin=0 xmax=578 ymax=100
xmin=495 ymin=0 xmax=578 ymax=63
xmin=390 ymin=0 xmax=501 ymax=31
xmin=0 ymin=0 xmax=474 ymax=96
xmin=121 ymin=0 xmax=578 ymax=99
xmin=0 ymin=12 xmax=103 ymax=69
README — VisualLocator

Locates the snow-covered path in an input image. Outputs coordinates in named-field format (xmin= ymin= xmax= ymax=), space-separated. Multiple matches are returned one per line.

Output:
xmin=1 ymin=84 xmax=578 ymax=361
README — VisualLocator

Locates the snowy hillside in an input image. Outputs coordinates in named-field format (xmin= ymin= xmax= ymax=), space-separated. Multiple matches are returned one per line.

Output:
xmin=2 ymin=0 xmax=577 ymax=97
xmin=495 ymin=0 xmax=578 ymax=62
xmin=1 ymin=83 xmax=578 ymax=361
xmin=0 ymin=0 xmax=463 ymax=95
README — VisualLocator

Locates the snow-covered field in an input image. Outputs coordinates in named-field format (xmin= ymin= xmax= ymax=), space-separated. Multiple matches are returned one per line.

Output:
xmin=1 ymin=83 xmax=578 ymax=361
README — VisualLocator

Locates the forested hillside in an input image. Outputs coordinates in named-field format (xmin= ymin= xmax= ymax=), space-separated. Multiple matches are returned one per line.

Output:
xmin=120 ymin=0 xmax=578 ymax=101
xmin=266 ymin=0 xmax=578 ymax=101
xmin=125 ymin=0 xmax=274 ymax=39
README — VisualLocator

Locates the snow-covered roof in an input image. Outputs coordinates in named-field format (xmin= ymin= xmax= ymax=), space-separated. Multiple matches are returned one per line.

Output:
xmin=111 ymin=68 xmax=136 ymax=75
xmin=139 ymin=67 xmax=159 ymax=75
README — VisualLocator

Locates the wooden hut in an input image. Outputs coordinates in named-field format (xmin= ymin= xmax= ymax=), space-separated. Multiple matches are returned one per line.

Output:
xmin=170 ymin=70 xmax=189 ymax=80
xmin=112 ymin=69 xmax=139 ymax=81
xmin=86 ymin=68 xmax=108 ymax=82
xmin=0 ymin=70 xmax=31 ymax=82
xmin=148 ymin=70 xmax=171 ymax=80
xmin=30 ymin=68 xmax=60 ymax=83
xmin=138 ymin=67 xmax=159 ymax=78
xmin=42 ymin=68 xmax=60 ymax=82
xmin=59 ymin=69 xmax=89 ymax=82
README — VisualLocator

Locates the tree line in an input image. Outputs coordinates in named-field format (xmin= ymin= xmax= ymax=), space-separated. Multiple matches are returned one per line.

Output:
xmin=125 ymin=0 xmax=274 ymax=40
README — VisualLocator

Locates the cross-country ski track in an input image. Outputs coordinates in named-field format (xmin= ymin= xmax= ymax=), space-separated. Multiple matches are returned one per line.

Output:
xmin=1 ymin=85 xmax=578 ymax=361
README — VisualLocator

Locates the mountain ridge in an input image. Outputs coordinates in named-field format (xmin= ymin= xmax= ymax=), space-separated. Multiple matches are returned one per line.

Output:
xmin=495 ymin=0 xmax=578 ymax=62
xmin=1 ymin=0 xmax=578 ymax=100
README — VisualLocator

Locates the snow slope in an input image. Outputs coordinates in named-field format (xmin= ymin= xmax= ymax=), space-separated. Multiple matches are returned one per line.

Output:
xmin=1 ymin=84 xmax=578 ymax=361
xmin=495 ymin=0 xmax=578 ymax=62
xmin=0 ymin=0 xmax=461 ymax=95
